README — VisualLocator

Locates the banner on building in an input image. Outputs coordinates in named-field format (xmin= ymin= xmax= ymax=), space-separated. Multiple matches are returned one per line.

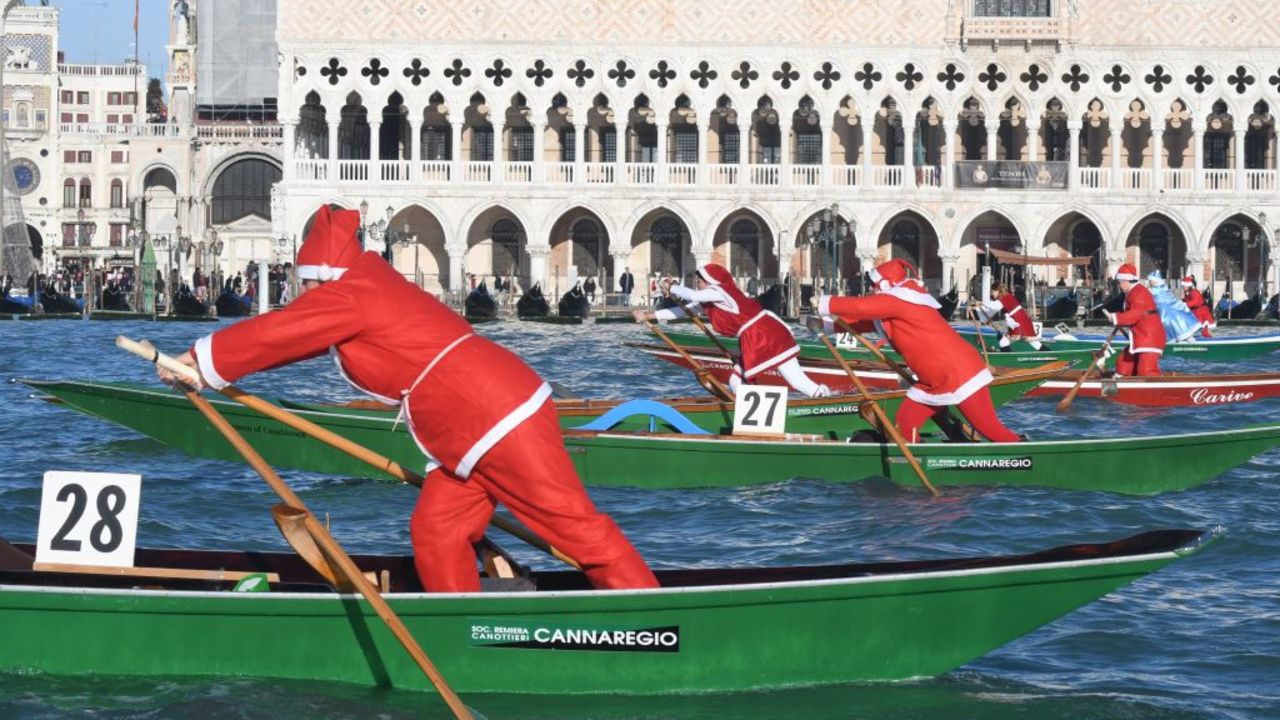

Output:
xmin=954 ymin=161 xmax=1069 ymax=190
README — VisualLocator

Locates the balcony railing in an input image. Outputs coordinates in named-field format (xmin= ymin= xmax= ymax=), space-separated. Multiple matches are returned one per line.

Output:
xmin=194 ymin=124 xmax=283 ymax=141
xmin=58 ymin=63 xmax=143 ymax=77
xmin=289 ymin=158 xmax=1279 ymax=195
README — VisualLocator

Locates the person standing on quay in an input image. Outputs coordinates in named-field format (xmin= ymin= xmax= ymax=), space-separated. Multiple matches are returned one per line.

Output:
xmin=619 ymin=266 xmax=635 ymax=306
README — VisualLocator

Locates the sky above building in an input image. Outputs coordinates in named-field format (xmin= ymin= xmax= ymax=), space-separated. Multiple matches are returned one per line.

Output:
xmin=52 ymin=0 xmax=168 ymax=76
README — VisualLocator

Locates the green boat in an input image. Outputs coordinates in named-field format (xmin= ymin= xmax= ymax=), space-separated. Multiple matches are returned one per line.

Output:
xmin=558 ymin=423 xmax=1280 ymax=495
xmin=23 ymin=371 xmax=1054 ymax=480
xmin=0 ymin=529 xmax=1214 ymax=693
xmin=657 ymin=329 xmax=1096 ymax=368
xmin=955 ymin=326 xmax=1280 ymax=362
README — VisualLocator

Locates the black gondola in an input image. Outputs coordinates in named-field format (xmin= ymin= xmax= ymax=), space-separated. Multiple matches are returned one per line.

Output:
xmin=214 ymin=291 xmax=252 ymax=318
xmin=1222 ymin=293 xmax=1262 ymax=320
xmin=1266 ymin=294 xmax=1279 ymax=320
xmin=557 ymin=283 xmax=590 ymax=319
xmin=1043 ymin=289 xmax=1079 ymax=321
xmin=100 ymin=284 xmax=132 ymax=311
xmin=38 ymin=288 xmax=80 ymax=314
xmin=516 ymin=283 xmax=550 ymax=318
xmin=754 ymin=283 xmax=783 ymax=317
xmin=172 ymin=287 xmax=210 ymax=317
xmin=936 ymin=286 xmax=959 ymax=321
xmin=464 ymin=281 xmax=498 ymax=321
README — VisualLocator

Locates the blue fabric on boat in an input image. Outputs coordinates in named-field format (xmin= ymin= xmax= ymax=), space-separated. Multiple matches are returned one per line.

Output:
xmin=1151 ymin=284 xmax=1201 ymax=342
xmin=571 ymin=399 xmax=712 ymax=434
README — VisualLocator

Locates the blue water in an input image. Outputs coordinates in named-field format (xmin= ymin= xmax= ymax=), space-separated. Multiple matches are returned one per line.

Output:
xmin=1 ymin=318 xmax=1279 ymax=719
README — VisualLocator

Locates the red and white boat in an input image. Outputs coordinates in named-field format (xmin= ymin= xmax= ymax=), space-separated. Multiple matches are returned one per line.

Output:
xmin=1025 ymin=371 xmax=1280 ymax=407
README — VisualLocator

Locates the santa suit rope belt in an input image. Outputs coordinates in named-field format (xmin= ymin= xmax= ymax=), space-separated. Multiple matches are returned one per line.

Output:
xmin=391 ymin=333 xmax=475 ymax=430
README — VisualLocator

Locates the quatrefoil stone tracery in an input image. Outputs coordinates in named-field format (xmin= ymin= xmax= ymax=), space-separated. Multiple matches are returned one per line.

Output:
xmin=774 ymin=62 xmax=800 ymax=89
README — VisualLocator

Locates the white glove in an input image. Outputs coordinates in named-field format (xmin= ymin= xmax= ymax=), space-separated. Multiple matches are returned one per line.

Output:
xmin=997 ymin=335 xmax=1011 ymax=349
xmin=1103 ymin=310 xmax=1116 ymax=324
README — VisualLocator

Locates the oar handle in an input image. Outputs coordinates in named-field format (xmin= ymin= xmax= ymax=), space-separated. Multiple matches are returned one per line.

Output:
xmin=116 ymin=336 xmax=201 ymax=385
xmin=1054 ymin=326 xmax=1119 ymax=413
xmin=643 ymin=318 xmax=734 ymax=401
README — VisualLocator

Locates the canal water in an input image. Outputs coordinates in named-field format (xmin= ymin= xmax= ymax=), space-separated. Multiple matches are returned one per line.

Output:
xmin=0 ymin=318 xmax=1278 ymax=719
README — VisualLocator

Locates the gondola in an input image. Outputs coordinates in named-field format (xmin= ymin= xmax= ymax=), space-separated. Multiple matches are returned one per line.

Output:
xmin=956 ymin=326 xmax=1280 ymax=361
xmin=936 ymin=285 xmax=959 ymax=321
xmin=214 ymin=290 xmax=252 ymax=318
xmin=1043 ymin=289 xmax=1079 ymax=320
xmin=464 ymin=281 xmax=498 ymax=322
xmin=172 ymin=287 xmax=210 ymax=317
xmin=557 ymin=283 xmax=590 ymax=319
xmin=754 ymin=283 xmax=783 ymax=316
xmin=100 ymin=284 xmax=132 ymax=311
xmin=515 ymin=282 xmax=550 ymax=318
xmin=0 ymin=529 xmax=1213 ymax=693
xmin=38 ymin=287 xmax=81 ymax=314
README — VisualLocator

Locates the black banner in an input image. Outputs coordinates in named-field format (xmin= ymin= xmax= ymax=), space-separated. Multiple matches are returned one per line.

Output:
xmin=955 ymin=161 xmax=1068 ymax=189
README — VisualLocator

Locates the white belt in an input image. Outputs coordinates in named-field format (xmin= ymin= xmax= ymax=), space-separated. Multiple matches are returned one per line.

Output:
xmin=393 ymin=333 xmax=474 ymax=430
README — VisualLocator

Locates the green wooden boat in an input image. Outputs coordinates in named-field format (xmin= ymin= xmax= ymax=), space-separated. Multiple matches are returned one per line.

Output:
xmin=955 ymin=326 xmax=1280 ymax=361
xmin=23 ymin=371 xmax=1052 ymax=480
xmin=0 ymin=529 xmax=1214 ymax=693
xmin=657 ymin=329 xmax=1096 ymax=369
xmin=557 ymin=423 xmax=1280 ymax=495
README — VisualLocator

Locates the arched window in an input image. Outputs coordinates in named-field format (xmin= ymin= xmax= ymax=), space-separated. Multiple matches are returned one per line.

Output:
xmin=1214 ymin=223 xmax=1244 ymax=282
xmin=890 ymin=220 xmax=921 ymax=268
xmin=1139 ymin=222 xmax=1170 ymax=276
xmin=211 ymin=158 xmax=282 ymax=224
xmin=109 ymin=179 xmax=124 ymax=208
xmin=491 ymin=219 xmax=523 ymax=277
xmin=571 ymin=219 xmax=600 ymax=278
xmin=649 ymin=216 xmax=683 ymax=278
xmin=728 ymin=219 xmax=760 ymax=278
xmin=78 ymin=178 xmax=92 ymax=207
xmin=143 ymin=167 xmax=177 ymax=193
xmin=62 ymin=178 xmax=75 ymax=208
xmin=15 ymin=102 xmax=29 ymax=128
xmin=1069 ymin=222 xmax=1102 ymax=280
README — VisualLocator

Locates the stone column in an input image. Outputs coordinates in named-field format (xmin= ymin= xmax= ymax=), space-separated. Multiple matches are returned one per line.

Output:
xmin=738 ymin=118 xmax=750 ymax=185
xmin=943 ymin=120 xmax=957 ymax=190
xmin=1184 ymin=251 xmax=1208 ymax=285
xmin=692 ymin=244 xmax=713 ymax=268
xmin=532 ymin=120 xmax=547 ymax=183
xmin=526 ymin=244 xmax=550 ymax=290
xmin=856 ymin=248 xmax=879 ymax=286
xmin=609 ymin=249 xmax=631 ymax=293
xmin=448 ymin=249 xmax=465 ymax=293
xmin=939 ymin=252 xmax=960 ymax=295
xmin=1151 ymin=123 xmax=1165 ymax=192
xmin=1109 ymin=126 xmax=1123 ymax=189
xmin=1235 ymin=127 xmax=1247 ymax=190
xmin=574 ymin=121 xmax=587 ymax=184
xmin=1105 ymin=249 xmax=1127 ymax=279
xmin=861 ymin=123 xmax=874 ymax=187
xmin=1192 ymin=120 xmax=1206 ymax=190
xmin=1067 ymin=120 xmax=1081 ymax=191
xmin=697 ymin=119 xmax=710 ymax=183
xmin=450 ymin=120 xmax=463 ymax=182
xmin=369 ymin=121 xmax=382 ymax=180
xmin=614 ymin=116 xmax=627 ymax=184
xmin=779 ymin=114 xmax=792 ymax=186
xmin=407 ymin=116 xmax=422 ymax=181
xmin=654 ymin=121 xmax=668 ymax=184
xmin=492 ymin=120 xmax=506 ymax=183
xmin=282 ymin=121 xmax=297 ymax=182
xmin=326 ymin=111 xmax=340 ymax=180
xmin=1026 ymin=120 xmax=1040 ymax=162
xmin=985 ymin=121 xmax=999 ymax=161
xmin=902 ymin=119 xmax=916 ymax=188
xmin=819 ymin=117 xmax=832 ymax=186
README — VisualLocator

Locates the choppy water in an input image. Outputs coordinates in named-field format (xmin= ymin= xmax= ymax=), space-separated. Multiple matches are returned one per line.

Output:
xmin=1 ymin=317 xmax=1279 ymax=719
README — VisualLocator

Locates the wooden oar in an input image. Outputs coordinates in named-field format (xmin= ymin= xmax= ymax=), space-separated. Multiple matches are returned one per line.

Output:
xmin=115 ymin=339 xmax=473 ymax=720
xmin=115 ymin=336 xmax=580 ymax=572
xmin=668 ymin=293 xmax=738 ymax=362
xmin=815 ymin=331 xmax=939 ymax=497
xmin=640 ymin=318 xmax=734 ymax=401
xmin=966 ymin=305 xmax=992 ymax=363
xmin=1055 ymin=327 xmax=1120 ymax=413
xmin=830 ymin=318 xmax=979 ymax=443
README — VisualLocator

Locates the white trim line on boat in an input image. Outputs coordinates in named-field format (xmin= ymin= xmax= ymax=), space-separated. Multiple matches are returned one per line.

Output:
xmin=1037 ymin=378 xmax=1280 ymax=390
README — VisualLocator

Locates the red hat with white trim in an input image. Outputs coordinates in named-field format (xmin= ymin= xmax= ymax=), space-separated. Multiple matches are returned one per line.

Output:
xmin=696 ymin=263 xmax=736 ymax=288
xmin=1181 ymin=276 xmax=1196 ymax=287
xmin=1114 ymin=263 xmax=1140 ymax=282
xmin=297 ymin=206 xmax=362 ymax=282
xmin=869 ymin=258 xmax=914 ymax=290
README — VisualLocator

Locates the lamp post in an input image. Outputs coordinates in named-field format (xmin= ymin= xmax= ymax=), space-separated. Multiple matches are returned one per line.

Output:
xmin=209 ymin=230 xmax=224 ymax=294
xmin=800 ymin=204 xmax=853 ymax=298
xmin=358 ymin=200 xmax=390 ymax=254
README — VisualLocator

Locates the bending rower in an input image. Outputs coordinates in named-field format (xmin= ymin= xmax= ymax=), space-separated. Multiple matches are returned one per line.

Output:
xmin=1103 ymin=263 xmax=1165 ymax=377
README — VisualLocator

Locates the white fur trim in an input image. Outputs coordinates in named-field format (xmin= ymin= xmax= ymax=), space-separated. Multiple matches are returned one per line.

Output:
xmin=741 ymin=344 xmax=800 ymax=378
xmin=697 ymin=266 xmax=719 ymax=285
xmin=817 ymin=295 xmax=833 ymax=317
xmin=297 ymin=264 xmax=348 ymax=282
xmin=906 ymin=368 xmax=993 ymax=406
xmin=880 ymin=285 xmax=942 ymax=309
xmin=193 ymin=335 xmax=230 ymax=390
xmin=1129 ymin=346 xmax=1164 ymax=355
xmin=653 ymin=307 xmax=682 ymax=322
xmin=869 ymin=268 xmax=883 ymax=284
xmin=455 ymin=382 xmax=553 ymax=478
xmin=1114 ymin=272 xmax=1139 ymax=281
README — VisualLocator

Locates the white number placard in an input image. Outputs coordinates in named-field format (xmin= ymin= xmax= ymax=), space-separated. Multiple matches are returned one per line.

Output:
xmin=732 ymin=385 xmax=788 ymax=437
xmin=35 ymin=471 xmax=141 ymax=568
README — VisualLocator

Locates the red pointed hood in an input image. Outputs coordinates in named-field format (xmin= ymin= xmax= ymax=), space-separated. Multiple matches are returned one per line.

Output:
xmin=297 ymin=206 xmax=362 ymax=282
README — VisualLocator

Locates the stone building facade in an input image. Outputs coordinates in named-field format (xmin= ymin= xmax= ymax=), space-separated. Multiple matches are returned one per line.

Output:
xmin=271 ymin=0 xmax=1280 ymax=305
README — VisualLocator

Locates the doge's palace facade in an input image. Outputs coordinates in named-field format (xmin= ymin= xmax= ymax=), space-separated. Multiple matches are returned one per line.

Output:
xmin=275 ymin=0 xmax=1280 ymax=301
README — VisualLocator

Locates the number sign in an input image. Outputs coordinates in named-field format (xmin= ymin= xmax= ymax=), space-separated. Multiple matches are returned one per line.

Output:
xmin=36 ymin=471 xmax=141 ymax=568
xmin=732 ymin=385 xmax=788 ymax=437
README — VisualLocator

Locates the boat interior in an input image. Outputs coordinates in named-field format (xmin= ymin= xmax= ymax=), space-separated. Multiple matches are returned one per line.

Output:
xmin=0 ymin=529 xmax=1201 ymax=595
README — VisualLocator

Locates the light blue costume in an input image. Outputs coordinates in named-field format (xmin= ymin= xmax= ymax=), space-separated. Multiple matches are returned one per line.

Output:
xmin=1148 ymin=272 xmax=1200 ymax=342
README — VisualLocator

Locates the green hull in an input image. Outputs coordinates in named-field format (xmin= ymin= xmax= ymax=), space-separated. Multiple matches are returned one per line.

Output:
xmin=562 ymin=423 xmax=1280 ymax=495
xmin=25 ymin=377 xmax=1045 ymax=481
xmin=659 ymin=329 xmax=1094 ymax=368
xmin=956 ymin=327 xmax=1280 ymax=361
xmin=0 ymin=530 xmax=1211 ymax=693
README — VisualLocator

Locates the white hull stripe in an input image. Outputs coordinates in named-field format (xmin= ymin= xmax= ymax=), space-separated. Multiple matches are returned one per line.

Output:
xmin=1039 ymin=378 xmax=1280 ymax=390
xmin=905 ymin=368 xmax=993 ymax=406
xmin=193 ymin=335 xmax=230 ymax=390
xmin=455 ymin=382 xmax=553 ymax=478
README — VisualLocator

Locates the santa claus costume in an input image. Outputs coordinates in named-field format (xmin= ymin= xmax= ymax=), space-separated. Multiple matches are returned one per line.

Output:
xmin=189 ymin=206 xmax=658 ymax=593
xmin=1107 ymin=263 xmax=1165 ymax=377
xmin=1181 ymin=276 xmax=1215 ymax=338
xmin=818 ymin=259 xmax=1020 ymax=443
xmin=981 ymin=284 xmax=1042 ymax=350
xmin=655 ymin=263 xmax=830 ymax=397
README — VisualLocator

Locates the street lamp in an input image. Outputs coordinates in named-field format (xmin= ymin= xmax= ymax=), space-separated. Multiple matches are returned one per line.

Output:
xmin=800 ymin=203 xmax=854 ymax=297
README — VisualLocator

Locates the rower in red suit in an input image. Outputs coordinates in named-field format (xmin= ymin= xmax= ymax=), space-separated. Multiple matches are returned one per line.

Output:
xmin=1181 ymin=276 xmax=1215 ymax=338
xmin=817 ymin=258 xmax=1021 ymax=443
xmin=634 ymin=263 xmax=831 ymax=397
xmin=1104 ymin=263 xmax=1165 ymax=377
xmin=980 ymin=282 xmax=1044 ymax=351
xmin=158 ymin=206 xmax=659 ymax=593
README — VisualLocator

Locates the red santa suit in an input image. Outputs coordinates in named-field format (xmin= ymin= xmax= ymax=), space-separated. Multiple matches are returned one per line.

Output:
xmin=190 ymin=207 xmax=657 ymax=593
xmin=1111 ymin=264 xmax=1164 ymax=377
xmin=820 ymin=259 xmax=1019 ymax=443
xmin=1182 ymin=277 xmax=1215 ymax=338
xmin=655 ymin=263 xmax=828 ymax=397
